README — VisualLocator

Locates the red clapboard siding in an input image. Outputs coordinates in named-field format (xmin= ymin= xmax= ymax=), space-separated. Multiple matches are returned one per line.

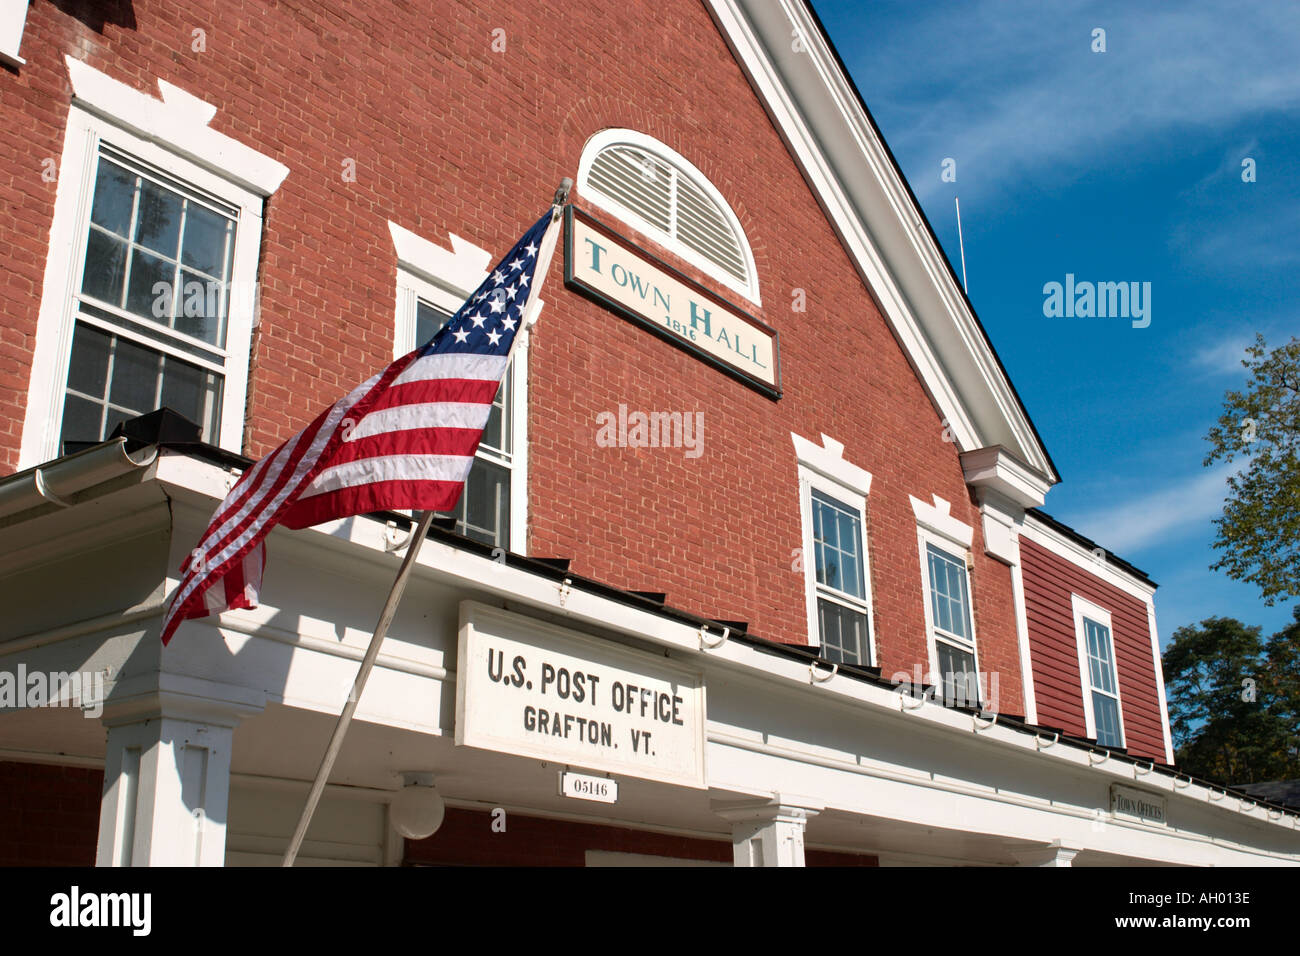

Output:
xmin=1020 ymin=536 xmax=1168 ymax=763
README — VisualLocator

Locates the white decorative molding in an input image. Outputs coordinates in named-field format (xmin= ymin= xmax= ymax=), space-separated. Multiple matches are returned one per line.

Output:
xmin=909 ymin=494 xmax=973 ymax=550
xmin=63 ymin=56 xmax=289 ymax=196
xmin=960 ymin=446 xmax=1050 ymax=509
xmin=388 ymin=220 xmax=492 ymax=297
xmin=791 ymin=431 xmax=872 ymax=497
xmin=0 ymin=0 xmax=29 ymax=68
xmin=974 ymin=493 xmax=1021 ymax=567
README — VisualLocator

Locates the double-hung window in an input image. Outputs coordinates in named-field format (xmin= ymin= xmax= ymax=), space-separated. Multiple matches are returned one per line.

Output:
xmin=794 ymin=433 xmax=875 ymax=666
xmin=62 ymin=150 xmax=236 ymax=449
xmin=21 ymin=58 xmax=287 ymax=468
xmin=390 ymin=222 xmax=527 ymax=551
xmin=925 ymin=542 xmax=979 ymax=706
xmin=911 ymin=495 xmax=981 ymax=708
xmin=1072 ymin=596 xmax=1125 ymax=748
xmin=811 ymin=490 xmax=871 ymax=664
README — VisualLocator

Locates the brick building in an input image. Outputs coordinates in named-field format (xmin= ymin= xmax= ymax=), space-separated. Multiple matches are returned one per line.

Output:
xmin=0 ymin=0 xmax=1297 ymax=866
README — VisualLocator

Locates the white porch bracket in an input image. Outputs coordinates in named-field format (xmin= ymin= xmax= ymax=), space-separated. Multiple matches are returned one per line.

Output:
xmin=95 ymin=674 xmax=265 ymax=867
xmin=712 ymin=795 xmax=823 ymax=867
xmin=1010 ymin=838 xmax=1081 ymax=867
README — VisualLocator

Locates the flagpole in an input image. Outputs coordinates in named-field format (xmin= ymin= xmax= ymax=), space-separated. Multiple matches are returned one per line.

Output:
xmin=281 ymin=183 xmax=570 ymax=867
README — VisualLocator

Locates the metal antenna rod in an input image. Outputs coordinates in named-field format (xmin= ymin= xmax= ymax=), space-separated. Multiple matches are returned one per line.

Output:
xmin=955 ymin=196 xmax=968 ymax=294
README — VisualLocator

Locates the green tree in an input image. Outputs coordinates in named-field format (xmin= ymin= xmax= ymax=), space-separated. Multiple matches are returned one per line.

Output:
xmin=1162 ymin=611 xmax=1300 ymax=785
xmin=1203 ymin=334 xmax=1300 ymax=605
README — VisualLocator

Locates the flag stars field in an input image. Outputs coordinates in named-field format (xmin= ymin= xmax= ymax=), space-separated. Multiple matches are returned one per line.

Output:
xmin=159 ymin=210 xmax=556 ymax=645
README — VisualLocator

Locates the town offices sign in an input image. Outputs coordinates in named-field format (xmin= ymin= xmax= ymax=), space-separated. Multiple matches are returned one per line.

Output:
xmin=455 ymin=602 xmax=707 ymax=788
xmin=564 ymin=208 xmax=781 ymax=398
xmin=1110 ymin=784 xmax=1168 ymax=826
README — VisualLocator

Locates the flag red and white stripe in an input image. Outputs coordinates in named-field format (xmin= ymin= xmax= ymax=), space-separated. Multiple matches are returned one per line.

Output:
xmin=160 ymin=210 xmax=559 ymax=645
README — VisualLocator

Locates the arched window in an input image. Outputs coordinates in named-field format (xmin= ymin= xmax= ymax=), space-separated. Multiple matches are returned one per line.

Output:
xmin=577 ymin=129 xmax=760 ymax=304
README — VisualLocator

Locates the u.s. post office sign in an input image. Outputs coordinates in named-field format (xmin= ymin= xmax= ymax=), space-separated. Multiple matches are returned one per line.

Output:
xmin=455 ymin=601 xmax=707 ymax=789
xmin=564 ymin=207 xmax=781 ymax=399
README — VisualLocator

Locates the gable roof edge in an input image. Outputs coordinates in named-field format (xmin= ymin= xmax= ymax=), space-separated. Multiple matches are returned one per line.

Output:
xmin=704 ymin=0 xmax=1059 ymax=486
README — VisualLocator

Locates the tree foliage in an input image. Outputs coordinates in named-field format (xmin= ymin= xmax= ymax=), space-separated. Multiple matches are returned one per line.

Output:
xmin=1203 ymin=334 xmax=1300 ymax=604
xmin=1162 ymin=609 xmax=1300 ymax=785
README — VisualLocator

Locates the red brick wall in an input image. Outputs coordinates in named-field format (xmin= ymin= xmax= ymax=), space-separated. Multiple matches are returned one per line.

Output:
xmin=0 ymin=0 xmax=1022 ymax=707
xmin=0 ymin=760 xmax=102 ymax=866
xmin=404 ymin=806 xmax=876 ymax=866
xmin=1020 ymin=535 xmax=1167 ymax=762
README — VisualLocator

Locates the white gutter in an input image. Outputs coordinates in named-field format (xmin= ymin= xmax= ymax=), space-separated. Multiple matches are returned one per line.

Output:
xmin=0 ymin=438 xmax=158 ymax=523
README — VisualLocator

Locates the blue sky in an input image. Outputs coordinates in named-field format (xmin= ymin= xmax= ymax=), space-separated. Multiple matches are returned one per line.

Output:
xmin=811 ymin=0 xmax=1299 ymax=644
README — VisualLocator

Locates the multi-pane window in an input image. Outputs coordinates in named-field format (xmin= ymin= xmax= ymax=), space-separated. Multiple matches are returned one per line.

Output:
xmin=411 ymin=300 xmax=513 ymax=548
xmin=60 ymin=149 xmax=237 ymax=451
xmin=925 ymin=543 xmax=979 ymax=706
xmin=1083 ymin=616 xmax=1123 ymax=747
xmin=810 ymin=489 xmax=871 ymax=666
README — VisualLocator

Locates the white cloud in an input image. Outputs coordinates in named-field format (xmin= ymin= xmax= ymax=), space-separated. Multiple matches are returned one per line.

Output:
xmin=1066 ymin=466 xmax=1233 ymax=554
xmin=1190 ymin=333 xmax=1256 ymax=376
xmin=836 ymin=0 xmax=1300 ymax=203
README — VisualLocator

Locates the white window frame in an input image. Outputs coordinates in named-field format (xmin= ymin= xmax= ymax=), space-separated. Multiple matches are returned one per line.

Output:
xmin=0 ymin=1 xmax=30 ymax=68
xmin=576 ymin=128 xmax=761 ymax=305
xmin=910 ymin=495 xmax=981 ymax=702
xmin=793 ymin=432 xmax=874 ymax=665
xmin=1071 ymin=594 xmax=1126 ymax=748
xmin=20 ymin=57 xmax=288 ymax=468
xmin=388 ymin=221 xmax=531 ymax=553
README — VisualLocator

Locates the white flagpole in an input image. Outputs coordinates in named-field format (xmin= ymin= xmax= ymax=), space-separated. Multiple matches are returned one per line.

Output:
xmin=282 ymin=184 xmax=570 ymax=867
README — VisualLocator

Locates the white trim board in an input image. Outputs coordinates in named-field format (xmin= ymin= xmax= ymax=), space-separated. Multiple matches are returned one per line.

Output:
xmin=0 ymin=0 xmax=29 ymax=68
xmin=701 ymin=0 xmax=1056 ymax=484
xmin=1019 ymin=515 xmax=1155 ymax=603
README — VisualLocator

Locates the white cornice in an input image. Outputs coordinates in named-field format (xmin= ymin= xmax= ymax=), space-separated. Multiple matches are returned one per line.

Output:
xmin=960 ymin=446 xmax=1051 ymax=509
xmin=703 ymin=0 xmax=1058 ymax=486
xmin=64 ymin=56 xmax=289 ymax=197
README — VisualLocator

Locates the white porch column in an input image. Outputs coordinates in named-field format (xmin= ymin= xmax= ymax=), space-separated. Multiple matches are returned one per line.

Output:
xmin=1011 ymin=839 xmax=1080 ymax=867
xmin=96 ymin=675 xmax=264 ymax=867
xmin=714 ymin=797 xmax=821 ymax=867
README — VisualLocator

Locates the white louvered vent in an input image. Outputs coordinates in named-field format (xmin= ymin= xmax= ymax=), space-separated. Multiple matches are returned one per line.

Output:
xmin=582 ymin=136 xmax=756 ymax=300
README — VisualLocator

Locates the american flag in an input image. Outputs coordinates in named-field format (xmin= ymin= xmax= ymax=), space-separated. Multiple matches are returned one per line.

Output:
xmin=160 ymin=210 xmax=559 ymax=646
